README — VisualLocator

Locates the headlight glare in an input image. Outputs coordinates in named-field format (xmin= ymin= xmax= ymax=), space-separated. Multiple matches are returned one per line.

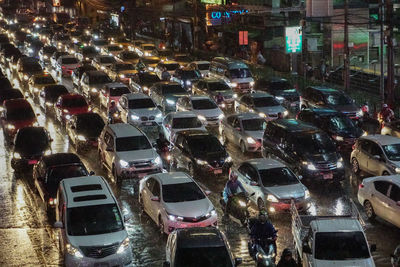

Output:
xmin=117 ymin=237 xmax=130 ymax=254
xmin=66 ymin=244 xmax=83 ymax=258
xmin=119 ymin=159 xmax=129 ymax=168
xmin=267 ymin=194 xmax=279 ymax=203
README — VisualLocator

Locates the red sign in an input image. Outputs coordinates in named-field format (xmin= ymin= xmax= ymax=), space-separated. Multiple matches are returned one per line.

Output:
xmin=239 ymin=31 xmax=248 ymax=45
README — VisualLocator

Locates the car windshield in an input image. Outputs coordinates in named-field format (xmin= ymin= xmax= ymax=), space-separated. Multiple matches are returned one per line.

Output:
xmin=324 ymin=92 xmax=353 ymax=105
xmin=181 ymin=70 xmax=201 ymax=80
xmin=67 ymin=204 xmax=124 ymax=236
xmin=321 ymin=115 xmax=355 ymax=132
xmin=82 ymin=47 xmax=97 ymax=54
xmin=142 ymin=45 xmax=154 ymax=50
xmin=43 ymin=46 xmax=56 ymax=53
xmin=108 ymin=46 xmax=121 ymax=51
xmin=89 ymin=75 xmax=112 ymax=84
xmin=162 ymin=85 xmax=186 ymax=95
xmin=242 ymin=119 xmax=266 ymax=131
xmin=157 ymin=50 xmax=172 ymax=57
xmin=128 ymin=99 xmax=155 ymax=109
xmin=187 ymin=135 xmax=225 ymax=156
xmin=115 ymin=136 xmax=151 ymax=151
xmin=46 ymin=87 xmax=68 ymax=101
xmin=7 ymin=107 xmax=35 ymax=121
xmin=295 ymin=132 xmax=336 ymax=153
xmin=253 ymin=97 xmax=279 ymax=107
xmin=229 ymin=68 xmax=251 ymax=79
xmin=99 ymin=57 xmax=115 ymax=64
xmin=62 ymin=97 xmax=87 ymax=108
xmin=175 ymin=55 xmax=190 ymax=62
xmin=172 ymin=117 xmax=202 ymax=129
xmin=46 ymin=165 xmax=88 ymax=195
xmin=122 ymin=52 xmax=139 ymax=59
xmin=175 ymin=246 xmax=232 ymax=267
xmin=93 ymin=39 xmax=108 ymax=46
xmin=208 ymin=82 xmax=231 ymax=91
xmin=25 ymin=63 xmax=42 ymax=72
xmin=162 ymin=182 xmax=205 ymax=202
xmin=165 ymin=63 xmax=180 ymax=71
xmin=143 ymin=58 xmax=159 ymax=64
xmin=197 ymin=63 xmax=210 ymax=70
xmin=192 ymin=99 xmax=217 ymax=110
xmin=116 ymin=64 xmax=135 ymax=71
xmin=62 ymin=57 xmax=79 ymax=64
xmin=56 ymin=35 xmax=70 ymax=41
xmin=139 ymin=73 xmax=160 ymax=83
xmin=271 ymin=81 xmax=291 ymax=91
xmin=76 ymin=116 xmax=105 ymax=137
xmin=315 ymin=232 xmax=370 ymax=260
xmin=259 ymin=167 xmax=299 ymax=187
xmin=383 ymin=144 xmax=400 ymax=161
xmin=15 ymin=129 xmax=48 ymax=154
xmin=109 ymin=86 xmax=130 ymax=97
xmin=35 ymin=76 xmax=55 ymax=84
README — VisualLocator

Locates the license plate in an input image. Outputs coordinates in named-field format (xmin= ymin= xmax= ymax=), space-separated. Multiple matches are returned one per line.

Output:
xmin=28 ymin=160 xmax=38 ymax=165
xmin=323 ymin=172 xmax=333 ymax=179
xmin=144 ymin=122 xmax=153 ymax=126
xmin=214 ymin=169 xmax=223 ymax=174
xmin=291 ymin=103 xmax=298 ymax=107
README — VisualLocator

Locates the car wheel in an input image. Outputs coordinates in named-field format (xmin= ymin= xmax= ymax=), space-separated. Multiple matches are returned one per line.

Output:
xmin=351 ymin=158 xmax=360 ymax=174
xmin=257 ymin=198 xmax=265 ymax=211
xmin=240 ymin=140 xmax=247 ymax=154
xmin=364 ymin=200 xmax=376 ymax=220
xmin=222 ymin=131 xmax=228 ymax=144
xmin=382 ymin=171 xmax=390 ymax=176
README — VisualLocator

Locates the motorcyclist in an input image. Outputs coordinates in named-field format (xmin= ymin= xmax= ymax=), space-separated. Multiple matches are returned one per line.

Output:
xmin=361 ymin=102 xmax=369 ymax=117
xmin=108 ymin=100 xmax=119 ymax=123
xmin=215 ymin=92 xmax=224 ymax=105
xmin=222 ymin=171 xmax=246 ymax=211
xmin=250 ymin=211 xmax=277 ymax=254
xmin=277 ymin=248 xmax=297 ymax=267
xmin=161 ymin=67 xmax=171 ymax=81
xmin=156 ymin=132 xmax=169 ymax=152
xmin=379 ymin=103 xmax=395 ymax=124
xmin=392 ymin=245 xmax=400 ymax=267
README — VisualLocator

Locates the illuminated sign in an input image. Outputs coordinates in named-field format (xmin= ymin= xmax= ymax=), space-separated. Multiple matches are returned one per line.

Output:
xmin=285 ymin=26 xmax=302 ymax=53
xmin=201 ymin=0 xmax=222 ymax=4
xmin=206 ymin=9 xmax=248 ymax=26
xmin=239 ymin=31 xmax=248 ymax=45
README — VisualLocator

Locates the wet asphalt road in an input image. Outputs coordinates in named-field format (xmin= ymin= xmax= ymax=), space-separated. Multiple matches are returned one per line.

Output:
xmin=0 ymin=64 xmax=398 ymax=266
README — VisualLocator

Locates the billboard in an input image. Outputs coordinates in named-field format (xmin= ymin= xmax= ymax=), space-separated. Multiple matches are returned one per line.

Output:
xmin=285 ymin=26 xmax=302 ymax=53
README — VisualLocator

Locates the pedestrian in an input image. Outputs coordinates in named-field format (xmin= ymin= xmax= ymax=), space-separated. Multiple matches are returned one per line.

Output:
xmin=277 ymin=248 xmax=297 ymax=267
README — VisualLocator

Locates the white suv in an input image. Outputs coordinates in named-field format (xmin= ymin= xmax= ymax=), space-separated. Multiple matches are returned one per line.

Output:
xmin=98 ymin=123 xmax=162 ymax=182
xmin=54 ymin=176 xmax=133 ymax=266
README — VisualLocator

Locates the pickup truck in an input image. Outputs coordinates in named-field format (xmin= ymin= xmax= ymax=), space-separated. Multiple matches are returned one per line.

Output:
xmin=291 ymin=201 xmax=376 ymax=267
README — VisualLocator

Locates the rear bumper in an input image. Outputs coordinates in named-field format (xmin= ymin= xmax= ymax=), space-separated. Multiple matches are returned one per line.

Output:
xmin=119 ymin=167 xmax=162 ymax=179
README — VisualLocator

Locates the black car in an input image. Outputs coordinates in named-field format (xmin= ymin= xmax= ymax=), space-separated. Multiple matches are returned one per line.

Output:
xmin=262 ymin=119 xmax=344 ymax=183
xmin=33 ymin=153 xmax=91 ymax=210
xmin=38 ymin=84 xmax=69 ymax=113
xmin=0 ymin=77 xmax=13 ymax=91
xmin=170 ymin=130 xmax=232 ymax=177
xmin=297 ymin=108 xmax=363 ymax=151
xmin=11 ymin=127 xmax=52 ymax=170
xmin=66 ymin=112 xmax=105 ymax=152
xmin=164 ymin=227 xmax=242 ymax=267
xmin=130 ymin=71 xmax=161 ymax=94
xmin=173 ymin=69 xmax=201 ymax=90
xmin=0 ymin=89 xmax=23 ymax=107
xmin=71 ymin=64 xmax=97 ymax=88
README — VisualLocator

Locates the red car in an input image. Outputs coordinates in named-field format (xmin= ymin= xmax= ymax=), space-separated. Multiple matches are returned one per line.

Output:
xmin=55 ymin=93 xmax=89 ymax=124
xmin=0 ymin=98 xmax=38 ymax=139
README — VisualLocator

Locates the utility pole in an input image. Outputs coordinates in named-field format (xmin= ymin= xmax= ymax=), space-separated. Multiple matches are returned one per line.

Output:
xmin=343 ymin=0 xmax=350 ymax=91
xmin=386 ymin=0 xmax=394 ymax=106
xmin=380 ymin=0 xmax=385 ymax=104
xmin=193 ymin=0 xmax=198 ymax=50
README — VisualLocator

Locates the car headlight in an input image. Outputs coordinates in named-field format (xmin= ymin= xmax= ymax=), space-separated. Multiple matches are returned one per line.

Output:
xmin=65 ymin=115 xmax=71 ymax=120
xmin=205 ymin=209 xmax=217 ymax=218
xmin=362 ymin=131 xmax=368 ymax=136
xmin=258 ymin=112 xmax=266 ymax=118
xmin=247 ymin=137 xmax=256 ymax=144
xmin=267 ymin=194 xmax=279 ymax=203
xmin=153 ymin=156 xmax=162 ymax=165
xmin=116 ymin=237 xmax=130 ymax=254
xmin=396 ymin=167 xmax=400 ymax=174
xmin=85 ymin=57 xmax=89 ymax=61
xmin=24 ymin=74 xmax=29 ymax=80
xmin=230 ymin=82 xmax=237 ymax=88
xmin=143 ymin=86 xmax=148 ymax=91
xmin=100 ymin=66 xmax=105 ymax=70
xmin=218 ymin=113 xmax=224 ymax=120
xmin=148 ymin=67 xmax=154 ymax=71
xmin=119 ymin=159 xmax=129 ymax=168
xmin=44 ymin=55 xmax=48 ymax=59
xmin=63 ymin=109 xmax=69 ymax=113
xmin=233 ymin=93 xmax=238 ymax=99
xmin=334 ymin=135 xmax=344 ymax=141
xmin=95 ymin=47 xmax=100 ymax=51
xmin=238 ymin=200 xmax=247 ymax=207
xmin=44 ymin=149 xmax=51 ymax=156
xmin=131 ymin=114 xmax=139 ymax=120
xmin=168 ymin=214 xmax=183 ymax=222
xmin=197 ymin=115 xmax=206 ymax=121
xmin=283 ymin=110 xmax=289 ymax=117
xmin=7 ymin=124 xmax=15 ymax=130
xmin=356 ymin=109 xmax=363 ymax=117
xmin=186 ymin=80 xmax=191 ymax=86
xmin=337 ymin=161 xmax=343 ymax=168
xmin=226 ymin=156 xmax=232 ymax=162
xmin=13 ymin=152 xmax=21 ymax=159
xmin=119 ymin=74 xmax=125 ymax=79
xmin=302 ymin=161 xmax=316 ymax=171
xmin=305 ymin=190 xmax=310 ymax=199
xmin=156 ymin=113 xmax=162 ymax=118
xmin=91 ymin=88 xmax=98 ymax=93
xmin=275 ymin=96 xmax=285 ymax=101
xmin=196 ymin=159 xmax=208 ymax=165
xmin=77 ymin=135 xmax=86 ymax=141
xmin=166 ymin=99 xmax=175 ymax=105
xmin=66 ymin=244 xmax=83 ymax=258
xmin=250 ymin=81 xmax=255 ymax=86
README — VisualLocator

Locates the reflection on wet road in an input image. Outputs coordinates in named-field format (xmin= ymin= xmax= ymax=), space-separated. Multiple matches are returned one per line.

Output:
xmin=0 ymin=68 xmax=398 ymax=266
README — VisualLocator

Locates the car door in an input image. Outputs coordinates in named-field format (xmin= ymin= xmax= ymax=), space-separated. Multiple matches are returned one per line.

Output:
xmin=180 ymin=138 xmax=193 ymax=170
xmin=176 ymin=97 xmax=186 ymax=112
xmin=367 ymin=142 xmax=385 ymax=175
xmin=231 ymin=118 xmax=242 ymax=146
xmin=119 ymin=97 xmax=128 ymax=123
xmin=237 ymin=164 xmax=260 ymax=203
xmin=371 ymin=180 xmax=391 ymax=219
xmin=386 ymin=184 xmax=400 ymax=227
xmin=146 ymin=178 xmax=161 ymax=221
xmin=162 ymin=114 xmax=173 ymax=141
xmin=142 ymin=177 xmax=155 ymax=217
xmin=357 ymin=140 xmax=372 ymax=172
xmin=223 ymin=115 xmax=236 ymax=142
xmin=103 ymin=131 xmax=115 ymax=168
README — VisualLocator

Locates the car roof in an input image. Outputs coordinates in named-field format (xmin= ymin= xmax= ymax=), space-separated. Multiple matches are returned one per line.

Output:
xmin=212 ymin=57 xmax=248 ymax=68
xmin=175 ymin=227 xmax=226 ymax=248
xmin=360 ymin=134 xmax=400 ymax=146
xmin=177 ymin=129 xmax=210 ymax=137
xmin=73 ymin=112 xmax=102 ymax=120
xmin=155 ymin=81 xmax=181 ymax=86
xmin=123 ymin=92 xmax=151 ymax=100
xmin=271 ymin=119 xmax=320 ymax=132
xmin=4 ymin=98 xmax=31 ymax=108
xmin=161 ymin=61 xmax=179 ymax=64
xmin=188 ymin=95 xmax=212 ymax=101
xmin=303 ymin=108 xmax=340 ymax=116
xmin=232 ymin=112 xmax=262 ymax=120
xmin=169 ymin=111 xmax=198 ymax=118
xmin=59 ymin=55 xmax=77 ymax=59
xmin=86 ymin=70 xmax=107 ymax=76
xmin=153 ymin=172 xmax=193 ymax=185
xmin=44 ymin=84 xmax=68 ymax=91
xmin=362 ymin=175 xmax=400 ymax=187
xmin=309 ymin=86 xmax=340 ymax=94
xmin=96 ymin=55 xmax=114 ymax=59
xmin=105 ymin=82 xmax=128 ymax=88
xmin=61 ymin=176 xmax=116 ymax=208
xmin=246 ymin=91 xmax=273 ymax=98
xmin=201 ymin=77 xmax=225 ymax=83
xmin=191 ymin=60 xmax=210 ymax=64
xmin=41 ymin=153 xmax=83 ymax=167
xmin=32 ymin=73 xmax=52 ymax=78
xmin=108 ymin=123 xmax=143 ymax=137
xmin=268 ymin=77 xmax=289 ymax=83
xmin=142 ymin=56 xmax=160 ymax=60
xmin=310 ymin=218 xmax=363 ymax=233
xmin=244 ymin=158 xmax=286 ymax=170
xmin=60 ymin=93 xmax=85 ymax=99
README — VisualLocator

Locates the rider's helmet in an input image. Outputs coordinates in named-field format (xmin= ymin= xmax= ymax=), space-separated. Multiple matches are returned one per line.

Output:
xmin=383 ymin=103 xmax=388 ymax=109
xmin=229 ymin=170 xmax=238 ymax=181
xmin=110 ymin=100 xmax=116 ymax=107
xmin=258 ymin=210 xmax=268 ymax=223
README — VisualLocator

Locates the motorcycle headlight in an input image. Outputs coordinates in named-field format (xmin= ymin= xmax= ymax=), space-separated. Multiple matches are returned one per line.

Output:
xmin=148 ymin=67 xmax=154 ymax=71
xmin=100 ymin=66 xmax=105 ymax=70
xmin=85 ymin=57 xmax=89 ymax=61
xmin=66 ymin=244 xmax=83 ymax=258
xmin=267 ymin=194 xmax=279 ymax=203
xmin=117 ymin=237 xmax=130 ymax=254
xmin=91 ymin=88 xmax=98 ymax=93
xmin=44 ymin=55 xmax=48 ymax=59
xmin=233 ymin=93 xmax=238 ymax=99
xmin=186 ymin=80 xmax=191 ymax=86
xmin=238 ymin=200 xmax=246 ymax=207
xmin=197 ymin=115 xmax=206 ymax=121
xmin=166 ymin=99 xmax=175 ymax=105
xmin=65 ymin=115 xmax=71 ymax=120
xmin=44 ymin=149 xmax=51 ymax=156
xmin=305 ymin=190 xmax=310 ymax=199
xmin=77 ymin=135 xmax=86 ymax=141
xmin=131 ymin=114 xmax=139 ymax=120
xmin=119 ymin=159 xmax=129 ymax=168
xmin=226 ymin=156 xmax=232 ymax=162
xmin=337 ymin=161 xmax=343 ymax=168
xmin=250 ymin=81 xmax=255 ymax=87
xmin=119 ymin=74 xmax=125 ymax=79
xmin=283 ymin=110 xmax=289 ymax=117
xmin=143 ymin=86 xmax=148 ymax=91
xmin=247 ymin=137 xmax=256 ymax=144
xmin=218 ymin=113 xmax=224 ymax=120
xmin=230 ymin=82 xmax=237 ymax=88
xmin=196 ymin=159 xmax=208 ymax=165
xmin=24 ymin=74 xmax=29 ymax=80
xmin=258 ymin=113 xmax=266 ymax=118
xmin=13 ymin=152 xmax=21 ymax=159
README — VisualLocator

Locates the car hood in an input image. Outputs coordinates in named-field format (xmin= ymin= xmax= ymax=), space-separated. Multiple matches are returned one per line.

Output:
xmin=164 ymin=198 xmax=212 ymax=218
xmin=164 ymin=94 xmax=188 ymax=100
xmin=244 ymin=130 xmax=263 ymax=141
xmin=303 ymin=152 xmax=338 ymax=163
xmin=332 ymin=127 xmax=363 ymax=138
xmin=231 ymin=77 xmax=254 ymax=83
xmin=330 ymin=103 xmax=359 ymax=113
xmin=209 ymin=90 xmax=234 ymax=99
xmin=63 ymin=63 xmax=80 ymax=69
xmin=195 ymin=150 xmax=227 ymax=163
xmin=69 ymin=230 xmax=127 ymax=248
xmin=129 ymin=107 xmax=161 ymax=117
xmin=314 ymin=258 xmax=375 ymax=267
xmin=263 ymin=183 xmax=305 ymax=200
xmin=63 ymin=106 xmax=89 ymax=114
xmin=192 ymin=108 xmax=222 ymax=118
xmin=256 ymin=105 xmax=286 ymax=114
xmin=388 ymin=160 xmax=400 ymax=168
xmin=116 ymin=149 xmax=157 ymax=162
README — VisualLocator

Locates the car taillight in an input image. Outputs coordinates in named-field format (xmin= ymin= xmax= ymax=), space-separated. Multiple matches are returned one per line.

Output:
xmin=62 ymin=66 xmax=66 ymax=69
xmin=359 ymin=184 xmax=364 ymax=189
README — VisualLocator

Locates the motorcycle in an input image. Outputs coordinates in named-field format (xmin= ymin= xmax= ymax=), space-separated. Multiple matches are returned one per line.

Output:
xmin=108 ymin=111 xmax=122 ymax=124
xmin=156 ymin=143 xmax=171 ymax=171
xmin=220 ymin=191 xmax=254 ymax=226
xmin=247 ymin=219 xmax=277 ymax=267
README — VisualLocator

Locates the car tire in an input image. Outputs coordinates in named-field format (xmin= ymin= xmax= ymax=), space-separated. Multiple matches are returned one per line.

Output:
xmin=240 ymin=140 xmax=247 ymax=154
xmin=351 ymin=158 xmax=360 ymax=174
xmin=257 ymin=198 xmax=265 ymax=211
xmin=382 ymin=171 xmax=390 ymax=176
xmin=364 ymin=200 xmax=376 ymax=220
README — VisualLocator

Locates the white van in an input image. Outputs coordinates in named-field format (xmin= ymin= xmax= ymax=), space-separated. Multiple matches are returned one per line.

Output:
xmin=209 ymin=57 xmax=254 ymax=94
xmin=54 ymin=176 xmax=133 ymax=266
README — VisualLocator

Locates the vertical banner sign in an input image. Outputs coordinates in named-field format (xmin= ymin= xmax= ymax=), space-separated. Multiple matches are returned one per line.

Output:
xmin=285 ymin=26 xmax=302 ymax=53
xmin=239 ymin=31 xmax=248 ymax=45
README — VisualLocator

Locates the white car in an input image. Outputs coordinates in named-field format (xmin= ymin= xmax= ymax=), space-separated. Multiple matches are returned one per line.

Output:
xmin=139 ymin=172 xmax=217 ymax=234
xmin=136 ymin=43 xmax=156 ymax=57
xmin=176 ymin=95 xmax=224 ymax=127
xmin=101 ymin=44 xmax=123 ymax=57
xmin=92 ymin=55 xmax=116 ymax=71
xmin=155 ymin=61 xmax=180 ymax=79
xmin=56 ymin=55 xmax=80 ymax=77
xmin=358 ymin=175 xmax=400 ymax=227
xmin=161 ymin=111 xmax=206 ymax=142
xmin=188 ymin=61 xmax=210 ymax=77
xmin=119 ymin=93 xmax=163 ymax=127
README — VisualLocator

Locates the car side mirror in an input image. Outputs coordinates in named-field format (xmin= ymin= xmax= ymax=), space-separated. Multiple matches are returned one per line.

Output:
xmin=373 ymin=155 xmax=381 ymax=160
xmin=150 ymin=196 xmax=160 ymax=202
xmin=54 ymin=221 xmax=63 ymax=228
xmin=370 ymin=244 xmax=377 ymax=252
xmin=163 ymin=261 xmax=170 ymax=267
xmin=205 ymin=190 xmax=211 ymax=196
xmin=302 ymin=244 xmax=312 ymax=254
xmin=250 ymin=181 xmax=259 ymax=186
xmin=89 ymin=171 xmax=95 ymax=175
xmin=234 ymin=257 xmax=243 ymax=266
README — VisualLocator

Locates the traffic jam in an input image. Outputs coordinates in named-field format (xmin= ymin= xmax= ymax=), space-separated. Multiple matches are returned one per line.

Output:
xmin=0 ymin=7 xmax=399 ymax=267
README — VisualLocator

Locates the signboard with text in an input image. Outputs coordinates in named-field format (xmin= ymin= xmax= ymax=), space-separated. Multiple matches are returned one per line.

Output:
xmin=239 ymin=31 xmax=248 ymax=45
xmin=285 ymin=26 xmax=302 ymax=54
